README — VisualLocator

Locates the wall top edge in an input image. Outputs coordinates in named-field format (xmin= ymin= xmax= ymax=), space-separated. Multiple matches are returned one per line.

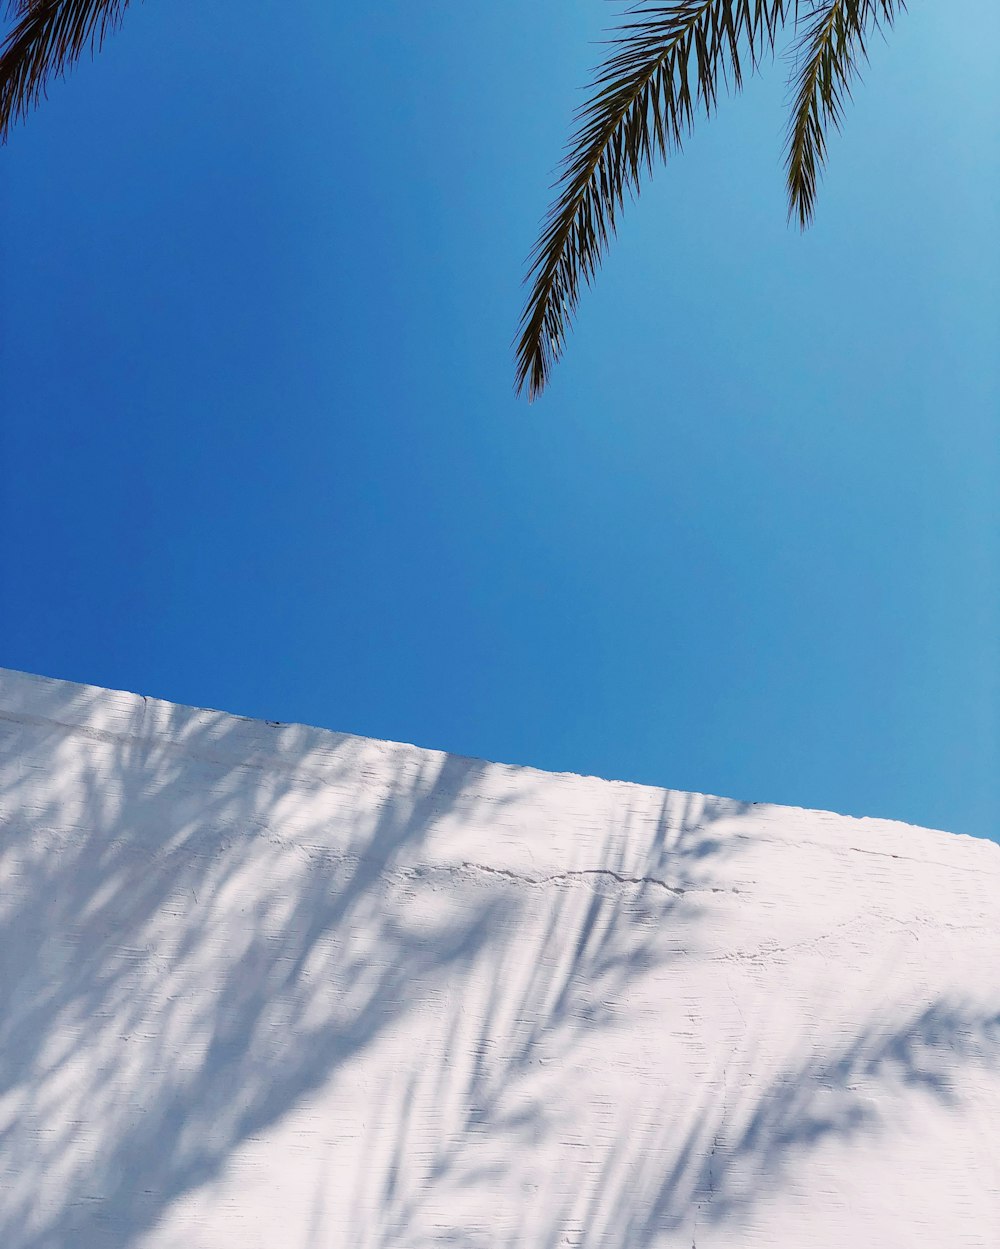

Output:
xmin=1 ymin=665 xmax=995 ymax=863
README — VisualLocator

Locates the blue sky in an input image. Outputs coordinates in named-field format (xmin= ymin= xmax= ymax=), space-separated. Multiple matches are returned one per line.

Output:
xmin=1 ymin=1 xmax=997 ymax=839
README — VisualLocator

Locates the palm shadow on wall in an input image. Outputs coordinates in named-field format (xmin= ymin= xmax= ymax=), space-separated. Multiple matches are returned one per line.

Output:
xmin=618 ymin=996 xmax=1000 ymax=1247
xmin=0 ymin=683 xmax=515 ymax=1249
xmin=2 ymin=684 xmax=997 ymax=1248
xmin=354 ymin=908 xmax=1000 ymax=1245
xmin=322 ymin=799 xmax=1000 ymax=1246
xmin=337 ymin=790 xmax=754 ymax=1247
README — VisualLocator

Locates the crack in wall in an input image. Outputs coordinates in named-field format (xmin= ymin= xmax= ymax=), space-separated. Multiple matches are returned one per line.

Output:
xmin=456 ymin=860 xmax=730 ymax=896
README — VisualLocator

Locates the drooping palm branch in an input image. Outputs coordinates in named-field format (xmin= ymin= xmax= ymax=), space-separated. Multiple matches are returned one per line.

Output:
xmin=516 ymin=0 xmax=905 ymax=398
xmin=786 ymin=1 xmax=904 ymax=228
xmin=1 ymin=0 xmax=132 ymax=143
xmin=1 ymin=2 xmax=906 ymax=402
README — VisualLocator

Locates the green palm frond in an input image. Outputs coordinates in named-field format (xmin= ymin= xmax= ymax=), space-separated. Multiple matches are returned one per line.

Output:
xmin=517 ymin=0 xmax=907 ymax=398
xmin=1 ymin=0 xmax=132 ymax=143
xmin=785 ymin=0 xmax=904 ymax=228
xmin=515 ymin=1 xmax=794 ymax=400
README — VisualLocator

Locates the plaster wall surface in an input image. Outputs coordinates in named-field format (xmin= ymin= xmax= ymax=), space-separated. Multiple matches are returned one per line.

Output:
xmin=1 ymin=667 xmax=998 ymax=1247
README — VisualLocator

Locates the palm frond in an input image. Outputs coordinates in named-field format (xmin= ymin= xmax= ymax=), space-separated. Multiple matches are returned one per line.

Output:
xmin=785 ymin=0 xmax=905 ymax=227
xmin=1 ymin=0 xmax=132 ymax=143
xmin=515 ymin=1 xmax=792 ymax=399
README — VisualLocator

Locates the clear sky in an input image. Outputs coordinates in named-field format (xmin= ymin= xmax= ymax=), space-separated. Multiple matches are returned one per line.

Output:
xmin=1 ymin=1 xmax=997 ymax=840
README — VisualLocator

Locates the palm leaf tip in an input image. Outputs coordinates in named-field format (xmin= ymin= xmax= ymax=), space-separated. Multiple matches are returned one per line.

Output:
xmin=1 ymin=0 xmax=132 ymax=142
xmin=515 ymin=230 xmax=585 ymax=401
xmin=784 ymin=0 xmax=905 ymax=228
xmin=514 ymin=1 xmax=792 ymax=398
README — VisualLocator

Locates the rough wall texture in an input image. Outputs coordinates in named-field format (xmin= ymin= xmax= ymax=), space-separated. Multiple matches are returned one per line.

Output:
xmin=1 ymin=667 xmax=998 ymax=1248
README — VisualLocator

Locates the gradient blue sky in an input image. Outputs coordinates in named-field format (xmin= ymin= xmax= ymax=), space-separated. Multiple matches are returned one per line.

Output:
xmin=2 ymin=1 xmax=998 ymax=839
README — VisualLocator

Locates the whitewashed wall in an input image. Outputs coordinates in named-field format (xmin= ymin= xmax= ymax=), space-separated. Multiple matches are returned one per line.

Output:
xmin=1 ymin=667 xmax=998 ymax=1248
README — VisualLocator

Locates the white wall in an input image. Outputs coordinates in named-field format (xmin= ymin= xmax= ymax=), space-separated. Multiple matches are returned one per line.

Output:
xmin=1 ymin=667 xmax=998 ymax=1248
